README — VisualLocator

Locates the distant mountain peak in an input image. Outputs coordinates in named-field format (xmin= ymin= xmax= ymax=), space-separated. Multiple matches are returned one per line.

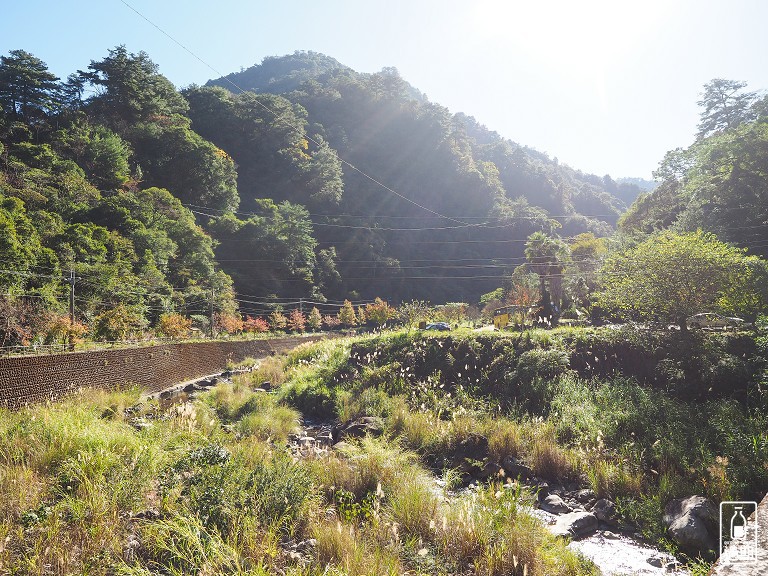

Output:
xmin=207 ymin=50 xmax=349 ymax=94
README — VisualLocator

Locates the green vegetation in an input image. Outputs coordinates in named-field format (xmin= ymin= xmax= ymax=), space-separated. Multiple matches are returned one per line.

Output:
xmin=3 ymin=327 xmax=764 ymax=572
xmin=278 ymin=329 xmax=767 ymax=560
xmin=1 ymin=338 xmax=606 ymax=575
xmin=0 ymin=46 xmax=642 ymax=345
xmin=2 ymin=40 xmax=768 ymax=575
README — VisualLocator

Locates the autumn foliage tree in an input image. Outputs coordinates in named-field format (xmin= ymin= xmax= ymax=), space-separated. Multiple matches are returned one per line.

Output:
xmin=243 ymin=316 xmax=269 ymax=333
xmin=364 ymin=298 xmax=395 ymax=327
xmin=269 ymin=309 xmax=288 ymax=332
xmin=214 ymin=312 xmax=244 ymax=335
xmin=43 ymin=314 xmax=87 ymax=347
xmin=288 ymin=309 xmax=306 ymax=333
xmin=157 ymin=313 xmax=192 ymax=339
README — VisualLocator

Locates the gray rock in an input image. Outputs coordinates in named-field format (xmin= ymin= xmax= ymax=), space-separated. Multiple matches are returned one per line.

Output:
xmin=662 ymin=495 xmax=718 ymax=555
xmin=331 ymin=440 xmax=352 ymax=451
xmin=549 ymin=511 xmax=598 ymax=539
xmin=647 ymin=555 xmax=665 ymax=568
xmin=541 ymin=494 xmax=573 ymax=514
xmin=592 ymin=498 xmax=619 ymax=525
xmin=124 ymin=534 xmax=141 ymax=562
xmin=575 ymin=488 xmax=597 ymax=503
xmin=533 ymin=481 xmax=550 ymax=497
xmin=297 ymin=538 xmax=317 ymax=552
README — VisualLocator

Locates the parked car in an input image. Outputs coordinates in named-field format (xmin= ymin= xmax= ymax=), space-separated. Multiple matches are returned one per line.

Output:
xmin=686 ymin=312 xmax=744 ymax=330
xmin=424 ymin=322 xmax=451 ymax=331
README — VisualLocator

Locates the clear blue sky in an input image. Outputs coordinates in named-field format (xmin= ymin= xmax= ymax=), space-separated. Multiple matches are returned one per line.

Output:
xmin=3 ymin=0 xmax=768 ymax=179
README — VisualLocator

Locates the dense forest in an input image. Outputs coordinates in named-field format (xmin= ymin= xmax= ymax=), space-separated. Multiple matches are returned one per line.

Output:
xmin=1 ymin=48 xmax=767 ymax=345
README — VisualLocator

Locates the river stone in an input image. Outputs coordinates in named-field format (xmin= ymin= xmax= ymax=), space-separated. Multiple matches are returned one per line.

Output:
xmin=662 ymin=495 xmax=718 ymax=555
xmin=549 ymin=511 xmax=599 ymax=539
xmin=541 ymin=493 xmax=573 ymax=514
xmin=592 ymin=498 xmax=619 ymax=525
xmin=575 ymin=488 xmax=597 ymax=503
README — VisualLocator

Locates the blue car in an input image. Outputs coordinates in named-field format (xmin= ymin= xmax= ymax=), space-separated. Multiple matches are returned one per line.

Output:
xmin=425 ymin=322 xmax=451 ymax=331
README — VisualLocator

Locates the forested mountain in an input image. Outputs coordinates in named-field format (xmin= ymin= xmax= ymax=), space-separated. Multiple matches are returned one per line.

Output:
xmin=0 ymin=47 xmax=640 ymax=341
xmin=201 ymin=51 xmax=631 ymax=302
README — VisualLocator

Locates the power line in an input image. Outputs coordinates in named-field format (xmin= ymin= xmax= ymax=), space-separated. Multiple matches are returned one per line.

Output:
xmin=118 ymin=0 xmax=472 ymax=227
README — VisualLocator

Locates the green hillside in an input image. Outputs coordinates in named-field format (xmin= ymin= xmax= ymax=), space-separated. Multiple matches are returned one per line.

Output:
xmin=2 ymin=49 xmax=766 ymax=346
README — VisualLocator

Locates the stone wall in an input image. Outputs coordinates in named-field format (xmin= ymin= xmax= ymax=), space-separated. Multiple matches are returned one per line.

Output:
xmin=0 ymin=336 xmax=326 ymax=410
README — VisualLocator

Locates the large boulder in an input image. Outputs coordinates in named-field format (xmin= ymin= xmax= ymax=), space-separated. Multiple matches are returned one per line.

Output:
xmin=549 ymin=511 xmax=599 ymax=539
xmin=662 ymin=496 xmax=718 ymax=555
xmin=540 ymin=494 xmax=573 ymax=514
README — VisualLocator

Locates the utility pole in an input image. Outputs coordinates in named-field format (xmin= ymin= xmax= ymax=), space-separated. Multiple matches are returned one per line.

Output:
xmin=209 ymin=284 xmax=216 ymax=339
xmin=66 ymin=269 xmax=77 ymax=351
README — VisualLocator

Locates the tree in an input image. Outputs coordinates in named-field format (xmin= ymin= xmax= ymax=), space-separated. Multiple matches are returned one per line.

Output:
xmin=269 ymin=309 xmax=288 ymax=332
xmin=80 ymin=46 xmax=188 ymax=128
xmin=598 ymin=231 xmax=761 ymax=330
xmin=307 ymin=307 xmax=323 ymax=331
xmin=0 ymin=50 xmax=62 ymax=120
xmin=322 ymin=314 xmax=341 ymax=329
xmin=365 ymin=297 xmax=395 ymax=327
xmin=243 ymin=316 xmax=269 ymax=333
xmin=524 ymin=231 xmax=569 ymax=310
xmin=504 ymin=266 xmax=539 ymax=307
xmin=397 ymin=300 xmax=432 ymax=330
xmin=93 ymin=303 xmax=146 ymax=341
xmin=337 ymin=299 xmax=357 ymax=326
xmin=44 ymin=314 xmax=87 ymax=348
xmin=157 ymin=312 xmax=192 ymax=339
xmin=288 ymin=309 xmax=306 ymax=333
xmin=215 ymin=312 xmax=243 ymax=335
xmin=697 ymin=79 xmax=757 ymax=139
xmin=438 ymin=302 xmax=468 ymax=325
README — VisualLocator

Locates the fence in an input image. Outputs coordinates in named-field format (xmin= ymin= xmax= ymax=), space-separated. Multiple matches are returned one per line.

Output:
xmin=0 ymin=335 xmax=327 ymax=410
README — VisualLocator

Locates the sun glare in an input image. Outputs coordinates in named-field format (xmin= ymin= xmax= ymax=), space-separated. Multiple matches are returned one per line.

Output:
xmin=474 ymin=0 xmax=669 ymax=78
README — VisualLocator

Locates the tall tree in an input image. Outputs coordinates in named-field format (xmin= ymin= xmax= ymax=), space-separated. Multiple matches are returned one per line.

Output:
xmin=524 ymin=232 xmax=569 ymax=309
xmin=80 ymin=46 xmax=188 ymax=129
xmin=697 ymin=79 xmax=757 ymax=138
xmin=0 ymin=50 xmax=62 ymax=120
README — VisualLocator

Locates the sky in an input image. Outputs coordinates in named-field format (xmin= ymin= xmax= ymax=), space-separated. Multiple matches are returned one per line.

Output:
xmin=3 ymin=0 xmax=768 ymax=180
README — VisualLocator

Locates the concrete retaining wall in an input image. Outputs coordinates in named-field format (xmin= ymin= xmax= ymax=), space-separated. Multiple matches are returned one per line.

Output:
xmin=0 ymin=336 xmax=326 ymax=409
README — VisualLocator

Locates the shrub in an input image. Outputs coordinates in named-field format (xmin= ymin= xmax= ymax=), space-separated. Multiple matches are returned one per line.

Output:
xmin=243 ymin=315 xmax=269 ymax=333
xmin=156 ymin=312 xmax=192 ymax=339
